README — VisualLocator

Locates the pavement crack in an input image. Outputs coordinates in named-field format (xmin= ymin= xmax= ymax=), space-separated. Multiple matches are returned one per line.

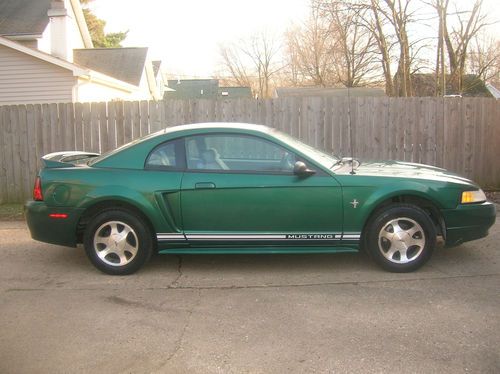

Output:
xmin=157 ymin=289 xmax=201 ymax=370
xmin=170 ymin=255 xmax=183 ymax=287
xmin=4 ymin=273 xmax=500 ymax=293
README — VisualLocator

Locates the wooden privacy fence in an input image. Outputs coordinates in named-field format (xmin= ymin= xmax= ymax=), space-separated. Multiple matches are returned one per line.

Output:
xmin=0 ymin=97 xmax=499 ymax=203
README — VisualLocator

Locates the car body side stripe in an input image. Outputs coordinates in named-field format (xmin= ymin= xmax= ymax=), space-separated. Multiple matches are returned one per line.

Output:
xmin=156 ymin=233 xmax=360 ymax=241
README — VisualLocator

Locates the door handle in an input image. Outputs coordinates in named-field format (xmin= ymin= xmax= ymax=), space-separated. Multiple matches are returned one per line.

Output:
xmin=195 ymin=182 xmax=216 ymax=189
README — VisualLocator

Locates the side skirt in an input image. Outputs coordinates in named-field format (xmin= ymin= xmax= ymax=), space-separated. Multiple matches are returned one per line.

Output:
xmin=155 ymin=232 xmax=361 ymax=254
xmin=158 ymin=246 xmax=359 ymax=255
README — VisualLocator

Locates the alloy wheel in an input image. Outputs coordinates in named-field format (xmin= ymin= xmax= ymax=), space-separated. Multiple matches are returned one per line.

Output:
xmin=93 ymin=220 xmax=139 ymax=267
xmin=378 ymin=217 xmax=426 ymax=264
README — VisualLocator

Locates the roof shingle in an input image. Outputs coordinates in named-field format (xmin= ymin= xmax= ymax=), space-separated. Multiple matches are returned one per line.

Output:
xmin=0 ymin=0 xmax=52 ymax=36
xmin=73 ymin=48 xmax=148 ymax=86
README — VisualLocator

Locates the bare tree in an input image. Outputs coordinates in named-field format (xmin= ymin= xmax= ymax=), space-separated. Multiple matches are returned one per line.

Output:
xmin=432 ymin=0 xmax=490 ymax=94
xmin=317 ymin=0 xmax=379 ymax=87
xmin=360 ymin=0 xmax=418 ymax=96
xmin=218 ymin=32 xmax=283 ymax=98
xmin=365 ymin=0 xmax=396 ymax=95
xmin=468 ymin=35 xmax=499 ymax=82
xmin=284 ymin=10 xmax=336 ymax=86
xmin=304 ymin=0 xmax=376 ymax=87
xmin=218 ymin=44 xmax=253 ymax=89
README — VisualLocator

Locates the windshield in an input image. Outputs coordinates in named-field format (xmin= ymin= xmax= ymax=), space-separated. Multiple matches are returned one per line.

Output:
xmin=270 ymin=129 xmax=339 ymax=169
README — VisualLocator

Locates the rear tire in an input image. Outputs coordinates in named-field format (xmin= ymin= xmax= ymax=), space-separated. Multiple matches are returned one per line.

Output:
xmin=83 ymin=209 xmax=153 ymax=275
xmin=365 ymin=204 xmax=436 ymax=272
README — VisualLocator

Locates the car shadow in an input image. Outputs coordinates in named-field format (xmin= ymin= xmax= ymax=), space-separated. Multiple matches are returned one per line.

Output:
xmin=147 ymin=251 xmax=374 ymax=274
xmin=42 ymin=241 xmax=493 ymax=280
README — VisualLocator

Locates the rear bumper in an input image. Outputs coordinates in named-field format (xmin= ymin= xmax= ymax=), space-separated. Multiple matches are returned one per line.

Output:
xmin=24 ymin=201 xmax=84 ymax=247
xmin=442 ymin=201 xmax=496 ymax=247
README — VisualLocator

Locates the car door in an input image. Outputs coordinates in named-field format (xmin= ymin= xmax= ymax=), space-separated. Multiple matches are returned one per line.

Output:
xmin=180 ymin=133 xmax=343 ymax=247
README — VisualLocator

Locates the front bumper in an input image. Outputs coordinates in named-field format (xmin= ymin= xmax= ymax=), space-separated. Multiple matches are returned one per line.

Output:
xmin=441 ymin=201 xmax=496 ymax=247
xmin=25 ymin=201 xmax=84 ymax=247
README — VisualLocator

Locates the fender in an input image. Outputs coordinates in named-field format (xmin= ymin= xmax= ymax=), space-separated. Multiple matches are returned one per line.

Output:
xmin=342 ymin=180 xmax=459 ymax=234
xmin=76 ymin=185 xmax=177 ymax=233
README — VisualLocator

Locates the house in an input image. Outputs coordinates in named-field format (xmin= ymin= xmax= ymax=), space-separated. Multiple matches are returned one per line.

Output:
xmin=411 ymin=73 xmax=492 ymax=97
xmin=0 ymin=0 xmax=164 ymax=104
xmin=152 ymin=61 xmax=171 ymax=98
xmin=164 ymin=79 xmax=252 ymax=100
xmin=274 ymin=87 xmax=386 ymax=98
xmin=218 ymin=86 xmax=252 ymax=99
xmin=165 ymin=79 xmax=219 ymax=100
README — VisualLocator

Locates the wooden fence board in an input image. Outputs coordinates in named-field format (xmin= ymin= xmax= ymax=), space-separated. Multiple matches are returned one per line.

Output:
xmin=2 ymin=107 xmax=15 ymax=202
xmin=9 ymin=106 xmax=22 ymax=201
xmin=48 ymin=103 xmax=58 ymax=153
xmin=0 ymin=107 xmax=7 ymax=203
xmin=34 ymin=104 xmax=43 ymax=170
xmin=26 ymin=104 xmax=38 ymax=184
xmin=494 ymin=99 xmax=500 ymax=187
xmin=131 ymin=101 xmax=140 ymax=139
xmin=107 ymin=101 xmax=117 ymax=151
xmin=57 ymin=103 xmax=66 ymax=152
xmin=140 ymin=100 xmax=149 ymax=136
xmin=18 ymin=105 xmax=30 ymax=199
xmin=149 ymin=101 xmax=161 ymax=132
xmin=66 ymin=103 xmax=75 ymax=150
xmin=483 ymin=99 xmax=496 ymax=188
xmin=74 ymin=103 xmax=84 ymax=151
xmin=90 ymin=102 xmax=100 ymax=153
xmin=82 ymin=102 xmax=91 ymax=151
xmin=115 ymin=101 xmax=125 ymax=146
xmin=97 ymin=102 xmax=107 ymax=153
xmin=123 ymin=101 xmax=133 ymax=143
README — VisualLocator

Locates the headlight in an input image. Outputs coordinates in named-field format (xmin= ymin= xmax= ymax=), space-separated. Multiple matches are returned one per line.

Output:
xmin=461 ymin=189 xmax=487 ymax=204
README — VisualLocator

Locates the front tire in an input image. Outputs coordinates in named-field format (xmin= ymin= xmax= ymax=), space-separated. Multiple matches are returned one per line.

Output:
xmin=365 ymin=204 xmax=436 ymax=272
xmin=83 ymin=209 xmax=153 ymax=275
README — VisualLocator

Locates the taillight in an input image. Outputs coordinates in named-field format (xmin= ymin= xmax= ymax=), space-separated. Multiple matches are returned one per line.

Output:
xmin=33 ymin=176 xmax=43 ymax=201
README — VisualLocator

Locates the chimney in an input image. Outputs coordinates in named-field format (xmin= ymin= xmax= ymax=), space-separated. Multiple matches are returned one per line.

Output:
xmin=47 ymin=0 xmax=72 ymax=61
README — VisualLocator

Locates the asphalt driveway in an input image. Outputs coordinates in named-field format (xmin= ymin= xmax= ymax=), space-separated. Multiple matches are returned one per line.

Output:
xmin=0 ymin=214 xmax=499 ymax=374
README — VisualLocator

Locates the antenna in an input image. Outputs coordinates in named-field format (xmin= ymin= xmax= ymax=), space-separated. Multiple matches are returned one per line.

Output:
xmin=347 ymin=86 xmax=355 ymax=175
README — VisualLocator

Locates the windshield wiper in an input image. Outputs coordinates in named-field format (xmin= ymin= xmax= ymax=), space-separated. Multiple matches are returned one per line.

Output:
xmin=330 ymin=159 xmax=343 ymax=168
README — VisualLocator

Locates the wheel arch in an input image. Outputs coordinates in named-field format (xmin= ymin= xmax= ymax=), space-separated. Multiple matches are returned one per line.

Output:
xmin=76 ymin=198 xmax=157 ymax=246
xmin=359 ymin=193 xmax=446 ymax=251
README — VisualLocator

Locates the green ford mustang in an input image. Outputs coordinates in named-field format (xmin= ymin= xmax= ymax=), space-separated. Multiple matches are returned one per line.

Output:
xmin=25 ymin=123 xmax=496 ymax=275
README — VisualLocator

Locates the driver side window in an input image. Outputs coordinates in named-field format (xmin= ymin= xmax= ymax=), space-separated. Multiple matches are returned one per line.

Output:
xmin=185 ymin=134 xmax=297 ymax=173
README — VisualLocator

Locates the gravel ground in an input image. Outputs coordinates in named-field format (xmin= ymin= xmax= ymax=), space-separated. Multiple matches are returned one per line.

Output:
xmin=0 ymin=209 xmax=499 ymax=373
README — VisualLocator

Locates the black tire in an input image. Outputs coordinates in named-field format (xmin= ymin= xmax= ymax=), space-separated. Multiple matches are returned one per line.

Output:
xmin=83 ymin=209 xmax=153 ymax=275
xmin=365 ymin=203 xmax=436 ymax=272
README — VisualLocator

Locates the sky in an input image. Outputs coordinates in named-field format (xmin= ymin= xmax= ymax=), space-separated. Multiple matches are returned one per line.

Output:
xmin=89 ymin=0 xmax=310 ymax=77
xmin=89 ymin=0 xmax=500 ymax=79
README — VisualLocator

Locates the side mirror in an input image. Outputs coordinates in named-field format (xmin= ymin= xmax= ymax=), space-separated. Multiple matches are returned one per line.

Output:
xmin=293 ymin=161 xmax=316 ymax=177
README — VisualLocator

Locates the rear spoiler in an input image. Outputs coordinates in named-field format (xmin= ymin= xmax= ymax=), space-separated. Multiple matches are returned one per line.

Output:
xmin=41 ymin=151 xmax=100 ymax=168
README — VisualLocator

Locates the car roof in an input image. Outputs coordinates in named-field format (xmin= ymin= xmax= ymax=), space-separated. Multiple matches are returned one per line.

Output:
xmin=162 ymin=122 xmax=272 ymax=135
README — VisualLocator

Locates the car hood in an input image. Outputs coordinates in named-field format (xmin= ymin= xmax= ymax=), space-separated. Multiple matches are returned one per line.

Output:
xmin=335 ymin=160 xmax=476 ymax=187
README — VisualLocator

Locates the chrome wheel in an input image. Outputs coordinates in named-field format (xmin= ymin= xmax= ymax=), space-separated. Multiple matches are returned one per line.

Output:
xmin=378 ymin=217 xmax=425 ymax=264
xmin=93 ymin=220 xmax=138 ymax=267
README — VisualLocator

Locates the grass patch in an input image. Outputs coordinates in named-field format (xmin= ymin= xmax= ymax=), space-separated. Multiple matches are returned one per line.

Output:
xmin=0 ymin=204 xmax=24 ymax=221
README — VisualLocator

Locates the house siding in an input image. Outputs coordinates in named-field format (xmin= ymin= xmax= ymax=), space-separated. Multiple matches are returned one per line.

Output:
xmin=0 ymin=44 xmax=75 ymax=104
